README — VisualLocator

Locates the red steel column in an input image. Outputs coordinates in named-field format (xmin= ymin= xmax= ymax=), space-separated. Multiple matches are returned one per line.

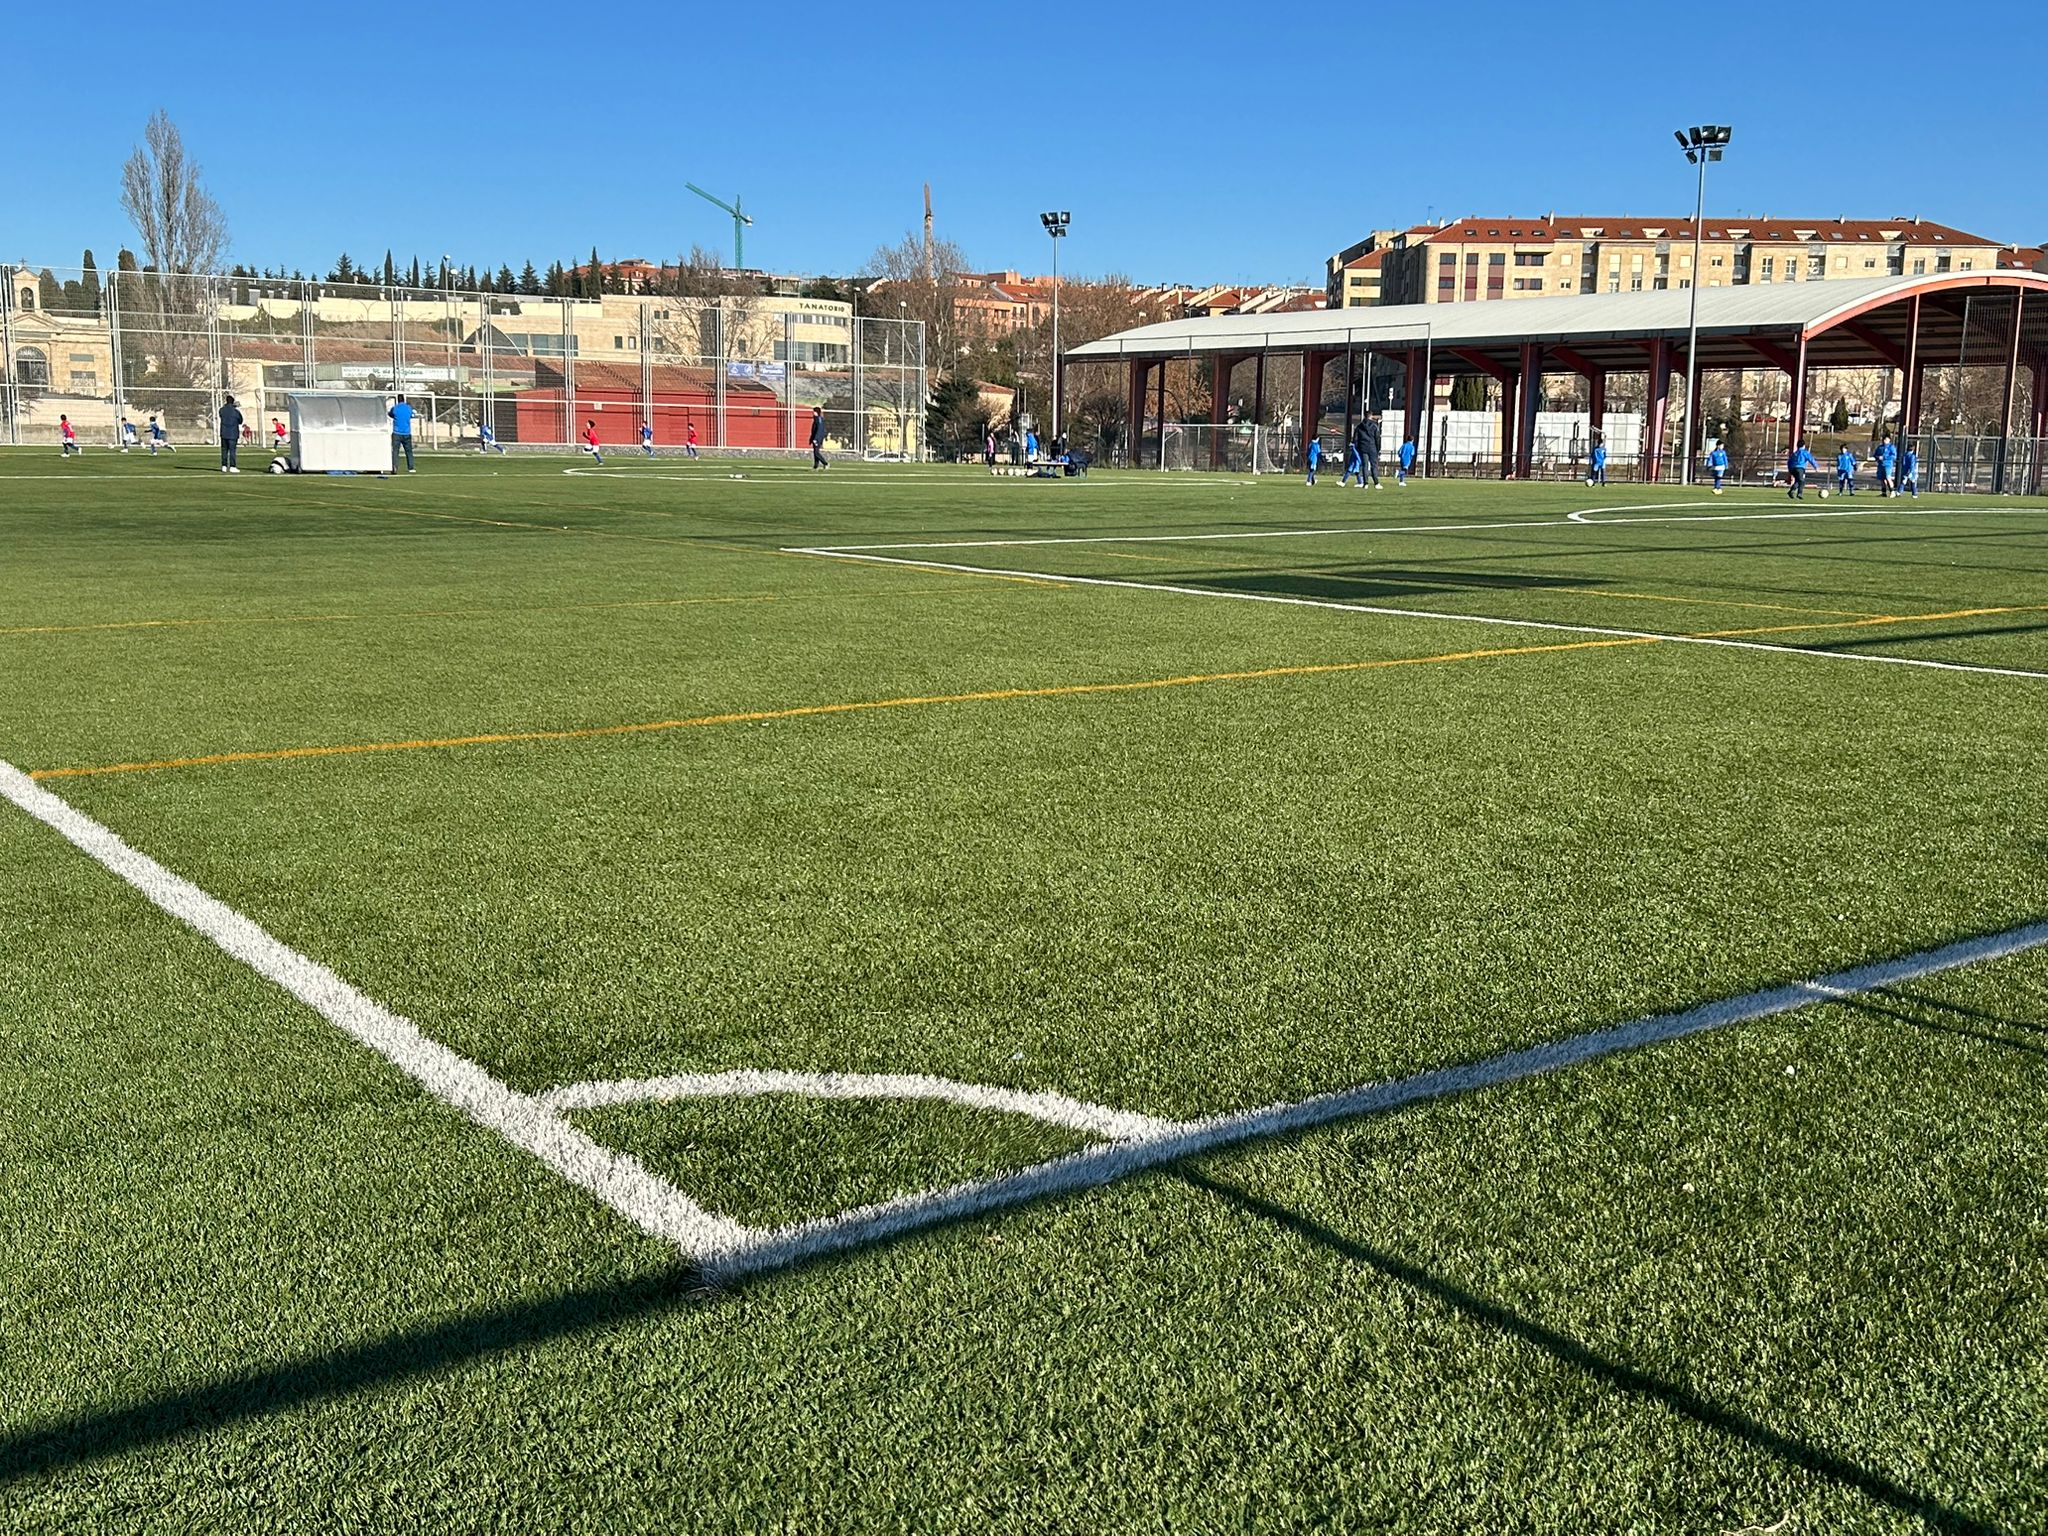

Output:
xmin=1786 ymin=334 xmax=1809 ymax=456
xmin=1300 ymin=350 xmax=1329 ymax=460
xmin=1518 ymin=342 xmax=1542 ymax=477
xmin=1996 ymin=292 xmax=2025 ymax=493
xmin=1211 ymin=354 xmax=1233 ymax=426
xmin=1588 ymin=368 xmax=1608 ymax=448
xmin=1900 ymin=294 xmax=1923 ymax=434
xmin=1156 ymin=361 xmax=1168 ymax=470
xmin=1127 ymin=358 xmax=1148 ymax=468
xmin=1644 ymin=339 xmax=1672 ymax=483
xmin=1497 ymin=366 xmax=1518 ymax=479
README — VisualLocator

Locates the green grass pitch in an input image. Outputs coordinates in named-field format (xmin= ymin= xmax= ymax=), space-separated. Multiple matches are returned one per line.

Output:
xmin=3 ymin=447 xmax=2046 ymax=1533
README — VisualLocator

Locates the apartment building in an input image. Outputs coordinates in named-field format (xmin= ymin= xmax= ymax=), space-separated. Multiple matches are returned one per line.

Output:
xmin=1328 ymin=216 xmax=2010 ymax=308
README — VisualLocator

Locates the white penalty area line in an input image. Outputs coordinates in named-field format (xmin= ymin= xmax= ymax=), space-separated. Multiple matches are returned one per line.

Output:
xmin=811 ymin=500 xmax=2048 ymax=553
xmin=7 ymin=755 xmax=2047 ymax=1284
xmin=784 ymin=546 xmax=2048 ymax=684
xmin=723 ymin=915 xmax=2048 ymax=1280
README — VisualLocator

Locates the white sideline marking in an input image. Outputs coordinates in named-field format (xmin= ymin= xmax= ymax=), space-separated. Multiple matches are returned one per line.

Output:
xmin=538 ymin=1069 xmax=1174 ymax=1142
xmin=0 ymin=759 xmax=757 ymax=1266
xmin=818 ymin=500 xmax=2048 ymax=552
xmin=717 ymin=917 xmax=2048 ymax=1280
xmin=785 ymin=547 xmax=2048 ymax=683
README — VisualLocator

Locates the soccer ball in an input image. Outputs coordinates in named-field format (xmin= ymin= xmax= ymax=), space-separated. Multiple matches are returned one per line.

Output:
xmin=1818 ymin=487 xmax=1829 ymax=499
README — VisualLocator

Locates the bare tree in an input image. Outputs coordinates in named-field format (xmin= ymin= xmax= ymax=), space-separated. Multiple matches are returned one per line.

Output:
xmin=119 ymin=109 xmax=229 ymax=276
xmin=863 ymin=229 xmax=972 ymax=364
xmin=117 ymin=110 xmax=229 ymax=405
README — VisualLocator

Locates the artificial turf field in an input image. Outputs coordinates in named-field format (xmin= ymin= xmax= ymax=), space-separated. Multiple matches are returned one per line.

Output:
xmin=3 ymin=447 xmax=2045 ymax=1534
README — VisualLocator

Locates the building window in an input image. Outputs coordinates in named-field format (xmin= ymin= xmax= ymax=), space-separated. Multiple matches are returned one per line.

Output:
xmin=1761 ymin=256 xmax=1775 ymax=277
xmin=1515 ymin=252 xmax=1544 ymax=266
xmin=1608 ymin=280 xmax=1621 ymax=293
xmin=1630 ymin=277 xmax=1643 ymax=291
xmin=1711 ymin=255 xmax=1725 ymax=267
xmin=1912 ymin=258 xmax=1926 ymax=274
xmin=15 ymin=346 xmax=48 ymax=386
xmin=1512 ymin=278 xmax=1545 ymax=291
xmin=70 ymin=370 xmax=98 ymax=391
xmin=1959 ymin=259 xmax=1973 ymax=270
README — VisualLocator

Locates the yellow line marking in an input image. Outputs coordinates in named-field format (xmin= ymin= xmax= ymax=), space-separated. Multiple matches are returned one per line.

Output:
xmin=28 ymin=636 xmax=1651 ymax=782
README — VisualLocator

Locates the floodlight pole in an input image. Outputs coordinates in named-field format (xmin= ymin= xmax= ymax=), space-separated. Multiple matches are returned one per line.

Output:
xmin=1674 ymin=126 xmax=1727 ymax=487
xmin=1041 ymin=211 xmax=1069 ymax=439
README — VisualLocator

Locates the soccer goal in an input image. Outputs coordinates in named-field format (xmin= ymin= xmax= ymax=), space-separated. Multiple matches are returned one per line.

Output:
xmin=283 ymin=391 xmax=391 ymax=474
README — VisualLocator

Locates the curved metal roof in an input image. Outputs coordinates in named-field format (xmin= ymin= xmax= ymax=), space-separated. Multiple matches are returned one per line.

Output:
xmin=1065 ymin=271 xmax=2048 ymax=364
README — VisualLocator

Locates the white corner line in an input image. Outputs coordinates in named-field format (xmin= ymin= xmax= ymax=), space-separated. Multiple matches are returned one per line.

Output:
xmin=537 ymin=1069 xmax=1175 ymax=1143
xmin=712 ymin=917 xmax=2048 ymax=1281
xmin=781 ymin=547 xmax=2048 ymax=684
xmin=0 ymin=760 xmax=759 ymax=1267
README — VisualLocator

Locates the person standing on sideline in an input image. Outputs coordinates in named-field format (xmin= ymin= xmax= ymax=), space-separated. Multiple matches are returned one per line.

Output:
xmin=1024 ymin=426 xmax=1039 ymax=461
xmin=1835 ymin=445 xmax=1857 ymax=496
xmin=641 ymin=420 xmax=656 ymax=457
xmin=1706 ymin=441 xmax=1729 ymax=493
xmin=1900 ymin=445 xmax=1920 ymax=498
xmin=1588 ymin=435 xmax=1608 ymax=486
xmin=59 ymin=415 xmax=80 ymax=457
xmin=1361 ymin=412 xmax=1384 ymax=489
xmin=810 ymin=406 xmax=828 ymax=470
xmin=984 ymin=427 xmax=996 ymax=468
xmin=1305 ymin=435 xmax=1321 ymax=486
xmin=685 ymin=420 xmax=700 ymax=458
xmin=1876 ymin=433 xmax=1898 ymax=497
xmin=1398 ymin=435 xmax=1416 ymax=486
xmin=582 ymin=419 xmax=604 ymax=465
xmin=389 ymin=393 xmax=416 ymax=473
xmin=218 ymin=395 xmax=243 ymax=472
xmin=1786 ymin=439 xmax=1816 ymax=499
xmin=148 ymin=414 xmax=169 ymax=454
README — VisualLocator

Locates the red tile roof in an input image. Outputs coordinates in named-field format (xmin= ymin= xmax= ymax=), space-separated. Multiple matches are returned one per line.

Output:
xmin=1415 ymin=216 xmax=2003 ymax=246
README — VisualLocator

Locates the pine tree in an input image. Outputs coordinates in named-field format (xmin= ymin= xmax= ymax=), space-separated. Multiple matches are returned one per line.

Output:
xmin=332 ymin=253 xmax=356 ymax=284
xmin=518 ymin=261 xmax=541 ymax=295
xmin=382 ymin=250 xmax=397 ymax=286
xmin=588 ymin=245 xmax=604 ymax=297
xmin=80 ymin=250 xmax=101 ymax=313
xmin=498 ymin=264 xmax=516 ymax=294
xmin=38 ymin=269 xmax=62 ymax=311
xmin=1830 ymin=395 xmax=1850 ymax=433
xmin=544 ymin=261 xmax=568 ymax=297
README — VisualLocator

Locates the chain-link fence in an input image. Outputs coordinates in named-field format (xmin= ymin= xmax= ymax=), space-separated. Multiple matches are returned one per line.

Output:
xmin=1907 ymin=434 xmax=2047 ymax=495
xmin=0 ymin=263 xmax=926 ymax=457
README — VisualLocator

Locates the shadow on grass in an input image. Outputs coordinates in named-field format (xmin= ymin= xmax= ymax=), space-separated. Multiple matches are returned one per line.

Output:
xmin=1175 ymin=1167 xmax=2013 ymax=1536
xmin=0 ymin=1267 xmax=712 ymax=1489
xmin=1153 ymin=567 xmax=1587 ymax=604
xmin=1841 ymin=991 xmax=2048 ymax=1060
xmin=1883 ymin=985 xmax=2045 ymax=1034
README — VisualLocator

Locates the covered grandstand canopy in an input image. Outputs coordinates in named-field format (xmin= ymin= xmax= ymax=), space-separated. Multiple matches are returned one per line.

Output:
xmin=1065 ymin=271 xmax=2048 ymax=482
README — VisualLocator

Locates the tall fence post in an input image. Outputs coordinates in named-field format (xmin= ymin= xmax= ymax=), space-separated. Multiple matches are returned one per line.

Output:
xmin=0 ymin=264 xmax=15 ymax=446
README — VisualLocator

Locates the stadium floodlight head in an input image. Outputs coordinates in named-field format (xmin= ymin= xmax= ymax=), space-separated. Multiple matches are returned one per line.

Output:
xmin=1040 ymin=210 xmax=1069 ymax=237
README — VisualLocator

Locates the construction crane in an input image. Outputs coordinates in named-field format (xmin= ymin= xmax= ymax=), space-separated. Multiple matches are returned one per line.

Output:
xmin=685 ymin=183 xmax=754 ymax=271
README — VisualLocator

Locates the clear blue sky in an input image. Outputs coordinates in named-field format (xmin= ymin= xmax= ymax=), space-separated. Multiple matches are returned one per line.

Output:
xmin=5 ymin=0 xmax=2041 ymax=286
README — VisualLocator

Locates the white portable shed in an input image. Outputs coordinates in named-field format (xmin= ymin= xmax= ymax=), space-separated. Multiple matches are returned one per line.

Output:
xmin=286 ymin=391 xmax=392 ymax=473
